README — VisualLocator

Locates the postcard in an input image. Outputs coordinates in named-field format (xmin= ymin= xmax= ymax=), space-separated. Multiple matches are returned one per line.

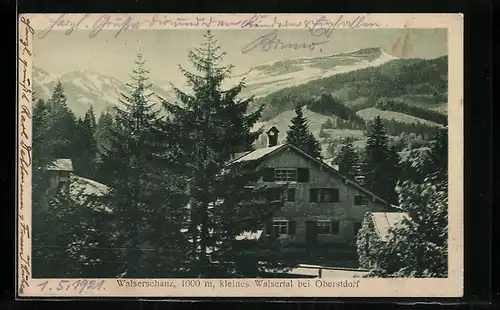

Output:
xmin=17 ymin=13 xmax=463 ymax=298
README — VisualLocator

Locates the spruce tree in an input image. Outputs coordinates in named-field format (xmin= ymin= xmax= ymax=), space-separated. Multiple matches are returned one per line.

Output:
xmin=73 ymin=107 xmax=98 ymax=179
xmin=159 ymin=30 xmax=288 ymax=277
xmin=334 ymin=137 xmax=360 ymax=179
xmin=45 ymin=81 xmax=78 ymax=159
xmin=361 ymin=116 xmax=400 ymax=204
xmin=99 ymin=54 xmax=188 ymax=277
xmin=286 ymin=104 xmax=323 ymax=159
xmin=94 ymin=110 xmax=115 ymax=174
xmin=427 ymin=126 xmax=448 ymax=181
xmin=32 ymin=98 xmax=54 ymax=276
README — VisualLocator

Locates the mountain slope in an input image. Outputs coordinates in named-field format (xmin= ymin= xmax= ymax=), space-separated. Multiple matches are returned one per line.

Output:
xmin=254 ymin=55 xmax=448 ymax=121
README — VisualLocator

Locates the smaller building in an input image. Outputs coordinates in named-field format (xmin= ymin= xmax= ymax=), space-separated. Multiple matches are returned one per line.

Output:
xmin=44 ymin=158 xmax=112 ymax=213
xmin=357 ymin=211 xmax=408 ymax=269
xmin=46 ymin=158 xmax=73 ymax=194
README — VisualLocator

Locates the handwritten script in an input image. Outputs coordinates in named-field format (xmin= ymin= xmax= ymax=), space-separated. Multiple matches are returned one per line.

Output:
xmin=241 ymin=30 xmax=329 ymax=54
xmin=18 ymin=16 xmax=34 ymax=296
xmin=37 ymin=14 xmax=381 ymax=39
xmin=37 ymin=279 xmax=106 ymax=294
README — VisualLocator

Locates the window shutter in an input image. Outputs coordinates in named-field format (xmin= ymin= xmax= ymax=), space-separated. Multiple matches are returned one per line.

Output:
xmin=262 ymin=168 xmax=275 ymax=182
xmin=331 ymin=188 xmax=340 ymax=202
xmin=331 ymin=220 xmax=339 ymax=234
xmin=297 ymin=168 xmax=310 ymax=182
xmin=354 ymin=195 xmax=362 ymax=205
xmin=287 ymin=188 xmax=296 ymax=202
xmin=265 ymin=221 xmax=273 ymax=236
xmin=309 ymin=189 xmax=318 ymax=202
xmin=288 ymin=220 xmax=296 ymax=235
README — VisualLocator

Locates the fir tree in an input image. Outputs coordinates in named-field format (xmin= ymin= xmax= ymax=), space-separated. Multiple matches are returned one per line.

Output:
xmin=94 ymin=110 xmax=115 ymax=172
xmin=45 ymin=81 xmax=78 ymax=159
xmin=286 ymin=104 xmax=323 ymax=159
xmin=361 ymin=116 xmax=400 ymax=204
xmin=99 ymin=54 xmax=188 ymax=277
xmin=32 ymin=99 xmax=52 ymax=169
xmin=334 ymin=137 xmax=360 ymax=179
xmin=427 ymin=126 xmax=448 ymax=181
xmin=32 ymin=98 xmax=55 ymax=276
xmin=159 ymin=30 xmax=288 ymax=277
xmin=73 ymin=107 xmax=98 ymax=179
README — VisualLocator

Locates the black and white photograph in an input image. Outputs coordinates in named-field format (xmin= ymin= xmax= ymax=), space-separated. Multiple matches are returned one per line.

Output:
xmin=18 ymin=13 xmax=463 ymax=297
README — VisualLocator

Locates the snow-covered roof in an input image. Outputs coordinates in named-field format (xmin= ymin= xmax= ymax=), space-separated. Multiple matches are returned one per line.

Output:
xmin=46 ymin=159 xmax=73 ymax=171
xmin=230 ymin=144 xmax=285 ymax=164
xmin=69 ymin=175 xmax=112 ymax=213
xmin=235 ymin=230 xmax=263 ymax=241
xmin=370 ymin=212 xmax=409 ymax=242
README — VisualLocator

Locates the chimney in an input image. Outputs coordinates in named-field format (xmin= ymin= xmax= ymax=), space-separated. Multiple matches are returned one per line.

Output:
xmin=266 ymin=126 xmax=279 ymax=147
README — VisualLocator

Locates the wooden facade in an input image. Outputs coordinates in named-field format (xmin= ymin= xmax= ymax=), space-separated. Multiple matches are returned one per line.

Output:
xmin=234 ymin=142 xmax=391 ymax=250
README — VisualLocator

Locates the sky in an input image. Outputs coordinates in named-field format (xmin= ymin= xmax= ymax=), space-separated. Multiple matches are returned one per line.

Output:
xmin=34 ymin=28 xmax=447 ymax=84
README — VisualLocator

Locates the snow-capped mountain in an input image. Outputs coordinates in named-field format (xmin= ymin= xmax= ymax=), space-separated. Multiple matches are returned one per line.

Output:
xmin=33 ymin=67 xmax=174 ymax=118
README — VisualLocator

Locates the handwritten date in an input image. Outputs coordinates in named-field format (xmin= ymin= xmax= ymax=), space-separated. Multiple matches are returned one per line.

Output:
xmin=37 ymin=279 xmax=106 ymax=294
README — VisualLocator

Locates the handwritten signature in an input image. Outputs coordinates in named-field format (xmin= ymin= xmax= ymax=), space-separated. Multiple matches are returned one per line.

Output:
xmin=36 ymin=14 xmax=381 ymax=39
xmin=241 ymin=30 xmax=329 ymax=54
xmin=18 ymin=16 xmax=34 ymax=296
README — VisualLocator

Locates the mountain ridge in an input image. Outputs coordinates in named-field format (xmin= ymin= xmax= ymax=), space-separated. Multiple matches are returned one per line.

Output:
xmin=33 ymin=46 xmax=400 ymax=118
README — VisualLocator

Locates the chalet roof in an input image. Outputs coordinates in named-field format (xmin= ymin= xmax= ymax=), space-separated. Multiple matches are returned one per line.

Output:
xmin=370 ymin=212 xmax=409 ymax=242
xmin=228 ymin=143 xmax=389 ymax=206
xmin=46 ymin=159 xmax=73 ymax=172
xmin=231 ymin=144 xmax=285 ymax=164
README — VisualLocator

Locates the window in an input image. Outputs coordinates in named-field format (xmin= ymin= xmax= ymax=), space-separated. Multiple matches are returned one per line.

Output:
xmin=266 ymin=188 xmax=282 ymax=202
xmin=354 ymin=194 xmax=368 ymax=206
xmin=316 ymin=220 xmax=340 ymax=235
xmin=267 ymin=220 xmax=296 ymax=236
xmin=266 ymin=188 xmax=296 ymax=202
xmin=284 ymin=188 xmax=296 ymax=202
xmin=275 ymin=168 xmax=297 ymax=182
xmin=316 ymin=220 xmax=331 ymax=234
xmin=262 ymin=168 xmax=309 ymax=183
xmin=310 ymin=188 xmax=340 ymax=202
xmin=353 ymin=222 xmax=362 ymax=235
xmin=273 ymin=220 xmax=289 ymax=235
xmin=331 ymin=220 xmax=340 ymax=234
xmin=57 ymin=180 xmax=69 ymax=194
